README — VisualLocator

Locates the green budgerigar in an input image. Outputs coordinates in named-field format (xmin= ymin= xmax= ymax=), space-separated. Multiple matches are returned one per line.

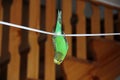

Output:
xmin=53 ymin=10 xmax=68 ymax=65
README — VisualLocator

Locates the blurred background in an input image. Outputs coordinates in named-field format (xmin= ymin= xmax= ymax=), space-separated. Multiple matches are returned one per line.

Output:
xmin=0 ymin=0 xmax=120 ymax=80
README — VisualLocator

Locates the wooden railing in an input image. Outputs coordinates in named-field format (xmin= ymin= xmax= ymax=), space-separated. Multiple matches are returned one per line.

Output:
xmin=0 ymin=0 xmax=120 ymax=80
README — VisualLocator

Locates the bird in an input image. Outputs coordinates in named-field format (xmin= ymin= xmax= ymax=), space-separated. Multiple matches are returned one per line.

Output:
xmin=52 ymin=10 xmax=68 ymax=65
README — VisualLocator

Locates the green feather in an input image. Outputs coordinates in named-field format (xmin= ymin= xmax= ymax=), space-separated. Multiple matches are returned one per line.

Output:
xmin=53 ymin=10 xmax=68 ymax=65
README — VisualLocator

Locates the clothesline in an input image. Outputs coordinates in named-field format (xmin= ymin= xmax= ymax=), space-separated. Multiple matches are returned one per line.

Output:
xmin=0 ymin=21 xmax=120 ymax=37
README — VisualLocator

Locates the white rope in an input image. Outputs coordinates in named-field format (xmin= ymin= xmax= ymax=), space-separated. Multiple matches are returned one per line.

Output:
xmin=0 ymin=21 xmax=120 ymax=37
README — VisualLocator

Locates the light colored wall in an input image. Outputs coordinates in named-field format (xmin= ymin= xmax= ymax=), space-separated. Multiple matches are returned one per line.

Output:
xmin=97 ymin=0 xmax=120 ymax=7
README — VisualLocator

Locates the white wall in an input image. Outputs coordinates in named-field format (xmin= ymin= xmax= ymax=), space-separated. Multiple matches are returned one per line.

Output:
xmin=97 ymin=0 xmax=120 ymax=7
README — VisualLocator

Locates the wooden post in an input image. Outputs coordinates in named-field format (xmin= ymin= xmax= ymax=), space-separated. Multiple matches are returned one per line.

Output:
xmin=27 ymin=0 xmax=40 ymax=79
xmin=62 ymin=0 xmax=72 ymax=56
xmin=104 ymin=7 xmax=114 ymax=40
xmin=0 ymin=0 xmax=3 ymax=56
xmin=7 ymin=0 xmax=22 ymax=80
xmin=91 ymin=4 xmax=100 ymax=35
xmin=76 ymin=0 xmax=87 ymax=59
xmin=45 ymin=0 xmax=56 ymax=80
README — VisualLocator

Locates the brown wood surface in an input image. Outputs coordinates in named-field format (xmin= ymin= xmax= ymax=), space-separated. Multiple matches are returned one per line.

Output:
xmin=63 ymin=38 xmax=120 ymax=80
xmin=82 ymin=75 xmax=93 ymax=80
xmin=91 ymin=4 xmax=100 ymax=34
xmin=76 ymin=0 xmax=87 ymax=59
xmin=94 ymin=56 xmax=120 ymax=80
xmin=62 ymin=57 xmax=94 ymax=80
xmin=7 ymin=0 xmax=22 ymax=80
xmin=62 ymin=0 xmax=72 ymax=56
xmin=0 ymin=0 xmax=3 ymax=56
xmin=89 ymin=38 xmax=120 ymax=62
xmin=89 ymin=38 xmax=120 ymax=80
xmin=45 ymin=0 xmax=56 ymax=80
xmin=27 ymin=0 xmax=40 ymax=79
xmin=104 ymin=7 xmax=114 ymax=40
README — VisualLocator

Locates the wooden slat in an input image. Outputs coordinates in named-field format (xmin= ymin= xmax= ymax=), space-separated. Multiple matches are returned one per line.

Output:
xmin=91 ymin=4 xmax=100 ymax=34
xmin=45 ymin=0 xmax=56 ymax=80
xmin=76 ymin=0 xmax=87 ymax=59
xmin=0 ymin=0 xmax=3 ymax=56
xmin=7 ymin=0 xmax=22 ymax=80
xmin=104 ymin=7 xmax=114 ymax=39
xmin=62 ymin=0 xmax=72 ymax=56
xmin=27 ymin=0 xmax=40 ymax=79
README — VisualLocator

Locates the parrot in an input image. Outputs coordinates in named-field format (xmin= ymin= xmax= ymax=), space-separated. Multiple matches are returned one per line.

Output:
xmin=52 ymin=10 xmax=68 ymax=65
